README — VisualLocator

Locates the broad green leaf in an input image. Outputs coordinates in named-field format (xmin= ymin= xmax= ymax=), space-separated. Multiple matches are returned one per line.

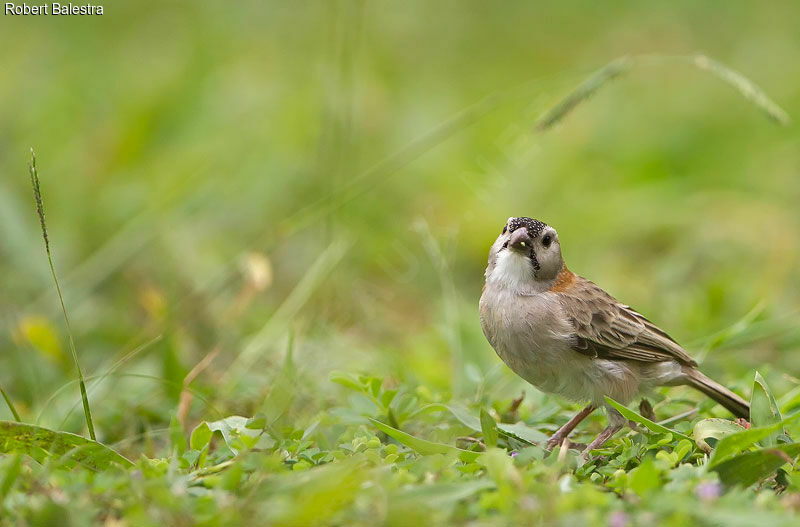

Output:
xmin=0 ymin=421 xmax=132 ymax=471
xmin=628 ymin=457 xmax=660 ymax=495
xmin=329 ymin=371 xmax=363 ymax=392
xmin=181 ymin=449 xmax=201 ymax=468
xmin=711 ymin=443 xmax=800 ymax=488
xmin=497 ymin=421 xmax=549 ymax=444
xmin=190 ymin=422 xmax=214 ymax=452
xmin=750 ymin=371 xmax=782 ymax=446
xmin=604 ymin=397 xmax=691 ymax=440
xmin=442 ymin=404 xmax=481 ymax=430
xmin=693 ymin=418 xmax=746 ymax=452
xmin=246 ymin=415 xmax=267 ymax=430
xmin=708 ymin=412 xmax=800 ymax=468
xmin=381 ymin=389 xmax=397 ymax=409
xmin=445 ymin=404 xmax=547 ymax=444
xmin=190 ymin=416 xmax=270 ymax=455
xmin=390 ymin=393 xmax=422 ymax=423
xmin=674 ymin=439 xmax=694 ymax=461
xmin=369 ymin=418 xmax=481 ymax=462
xmin=480 ymin=408 xmax=498 ymax=448
xmin=368 ymin=377 xmax=382 ymax=398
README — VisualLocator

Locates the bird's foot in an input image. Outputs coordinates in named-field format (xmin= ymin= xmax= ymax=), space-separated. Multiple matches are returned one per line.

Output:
xmin=545 ymin=435 xmax=586 ymax=452
xmin=545 ymin=434 xmax=567 ymax=451
xmin=736 ymin=418 xmax=751 ymax=429
xmin=580 ymin=423 xmax=624 ymax=460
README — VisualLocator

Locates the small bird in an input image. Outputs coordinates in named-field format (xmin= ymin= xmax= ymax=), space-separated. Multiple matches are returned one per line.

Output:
xmin=479 ymin=217 xmax=749 ymax=454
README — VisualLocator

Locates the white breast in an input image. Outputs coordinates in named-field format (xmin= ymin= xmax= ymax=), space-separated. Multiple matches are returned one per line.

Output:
xmin=479 ymin=287 xmax=652 ymax=407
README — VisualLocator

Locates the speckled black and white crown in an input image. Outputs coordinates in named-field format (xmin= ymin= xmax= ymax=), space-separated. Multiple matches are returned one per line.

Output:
xmin=507 ymin=217 xmax=547 ymax=238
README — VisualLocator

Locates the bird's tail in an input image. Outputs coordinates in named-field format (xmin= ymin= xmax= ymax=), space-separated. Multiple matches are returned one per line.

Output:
xmin=682 ymin=367 xmax=750 ymax=419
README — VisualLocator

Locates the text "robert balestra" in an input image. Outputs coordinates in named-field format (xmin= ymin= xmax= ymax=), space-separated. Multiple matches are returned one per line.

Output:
xmin=5 ymin=3 xmax=104 ymax=15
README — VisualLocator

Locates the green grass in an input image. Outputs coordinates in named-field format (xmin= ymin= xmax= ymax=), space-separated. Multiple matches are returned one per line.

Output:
xmin=3 ymin=1 xmax=800 ymax=525
xmin=28 ymin=149 xmax=96 ymax=440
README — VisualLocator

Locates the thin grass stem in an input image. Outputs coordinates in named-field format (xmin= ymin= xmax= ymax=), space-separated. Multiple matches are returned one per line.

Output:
xmin=535 ymin=54 xmax=790 ymax=131
xmin=0 ymin=385 xmax=21 ymax=422
xmin=28 ymin=148 xmax=96 ymax=440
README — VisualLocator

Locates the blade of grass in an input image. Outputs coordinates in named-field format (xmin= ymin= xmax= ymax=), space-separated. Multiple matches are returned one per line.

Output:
xmin=0 ymin=385 xmax=21 ymax=422
xmin=56 ymin=335 xmax=163 ymax=430
xmin=750 ymin=371 xmax=783 ymax=446
xmin=605 ymin=396 xmax=691 ymax=441
xmin=37 ymin=373 xmax=225 ymax=428
xmin=416 ymin=220 xmax=465 ymax=395
xmin=223 ymin=237 xmax=351 ymax=386
xmin=438 ymin=403 xmax=548 ymax=444
xmin=689 ymin=301 xmax=766 ymax=362
xmin=279 ymin=94 xmax=500 ymax=235
xmin=28 ymin=149 xmax=96 ymax=440
xmin=690 ymin=54 xmax=791 ymax=126
xmin=535 ymin=56 xmax=632 ymax=131
xmin=369 ymin=418 xmax=481 ymax=462
xmin=535 ymin=54 xmax=790 ymax=131
xmin=480 ymin=408 xmax=499 ymax=448
xmin=260 ymin=331 xmax=297 ymax=425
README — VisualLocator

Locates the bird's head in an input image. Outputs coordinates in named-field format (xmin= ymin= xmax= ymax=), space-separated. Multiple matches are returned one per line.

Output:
xmin=484 ymin=217 xmax=564 ymax=292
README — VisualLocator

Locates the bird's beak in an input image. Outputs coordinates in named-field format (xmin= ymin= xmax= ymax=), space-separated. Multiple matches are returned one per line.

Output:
xmin=508 ymin=228 xmax=532 ymax=252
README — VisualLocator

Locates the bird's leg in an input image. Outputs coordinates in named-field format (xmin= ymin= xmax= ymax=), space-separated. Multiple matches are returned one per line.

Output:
xmin=581 ymin=423 xmax=624 ymax=458
xmin=546 ymin=404 xmax=595 ymax=450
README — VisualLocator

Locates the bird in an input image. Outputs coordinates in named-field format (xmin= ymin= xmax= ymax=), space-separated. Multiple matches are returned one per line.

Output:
xmin=479 ymin=216 xmax=749 ymax=454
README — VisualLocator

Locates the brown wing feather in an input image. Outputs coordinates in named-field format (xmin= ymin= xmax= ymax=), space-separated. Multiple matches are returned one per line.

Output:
xmin=558 ymin=275 xmax=697 ymax=367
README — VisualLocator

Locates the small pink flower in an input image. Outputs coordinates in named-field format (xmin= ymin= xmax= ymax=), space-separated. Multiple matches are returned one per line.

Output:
xmin=695 ymin=481 xmax=722 ymax=502
xmin=607 ymin=510 xmax=628 ymax=527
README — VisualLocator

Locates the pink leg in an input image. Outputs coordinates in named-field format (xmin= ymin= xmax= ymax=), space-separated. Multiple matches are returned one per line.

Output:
xmin=581 ymin=423 xmax=624 ymax=458
xmin=546 ymin=404 xmax=595 ymax=449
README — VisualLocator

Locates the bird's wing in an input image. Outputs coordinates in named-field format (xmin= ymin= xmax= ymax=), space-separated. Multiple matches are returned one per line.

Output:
xmin=557 ymin=276 xmax=697 ymax=366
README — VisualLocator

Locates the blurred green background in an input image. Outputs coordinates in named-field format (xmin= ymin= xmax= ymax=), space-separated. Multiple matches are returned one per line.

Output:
xmin=1 ymin=1 xmax=799 ymax=448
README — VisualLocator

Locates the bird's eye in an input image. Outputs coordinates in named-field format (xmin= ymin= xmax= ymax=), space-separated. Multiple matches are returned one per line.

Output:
xmin=502 ymin=225 xmax=507 ymax=234
xmin=541 ymin=234 xmax=552 ymax=247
